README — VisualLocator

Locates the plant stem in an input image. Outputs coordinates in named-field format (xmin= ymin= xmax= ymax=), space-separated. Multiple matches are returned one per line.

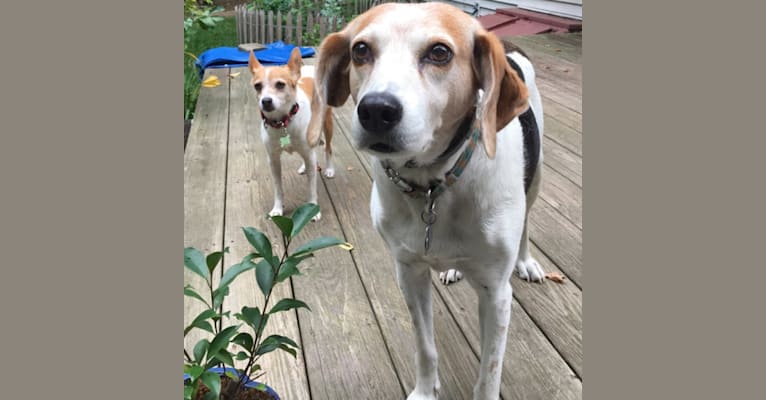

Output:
xmin=228 ymin=235 xmax=291 ymax=397
xmin=185 ymin=349 xmax=193 ymax=363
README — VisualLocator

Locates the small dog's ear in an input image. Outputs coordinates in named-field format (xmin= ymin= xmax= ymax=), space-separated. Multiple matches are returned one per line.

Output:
xmin=248 ymin=50 xmax=262 ymax=75
xmin=315 ymin=31 xmax=351 ymax=107
xmin=473 ymin=30 xmax=529 ymax=159
xmin=287 ymin=47 xmax=302 ymax=81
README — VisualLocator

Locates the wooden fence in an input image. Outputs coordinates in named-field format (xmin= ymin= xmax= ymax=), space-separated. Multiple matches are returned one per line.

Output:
xmin=235 ymin=1 xmax=418 ymax=46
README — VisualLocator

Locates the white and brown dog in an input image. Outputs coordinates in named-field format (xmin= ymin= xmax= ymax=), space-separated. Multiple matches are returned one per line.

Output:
xmin=249 ymin=47 xmax=335 ymax=220
xmin=315 ymin=3 xmax=545 ymax=399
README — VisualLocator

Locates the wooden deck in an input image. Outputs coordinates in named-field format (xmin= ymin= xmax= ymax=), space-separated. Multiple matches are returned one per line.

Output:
xmin=184 ymin=32 xmax=582 ymax=400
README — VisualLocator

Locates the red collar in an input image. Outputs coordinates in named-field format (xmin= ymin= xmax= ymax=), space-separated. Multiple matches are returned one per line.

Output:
xmin=261 ymin=103 xmax=300 ymax=129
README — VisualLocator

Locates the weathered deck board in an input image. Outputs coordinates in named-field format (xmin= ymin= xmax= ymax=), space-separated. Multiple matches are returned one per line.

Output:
xmin=223 ymin=67 xmax=311 ymax=399
xmin=185 ymin=31 xmax=582 ymax=400
xmin=184 ymin=68 xmax=230 ymax=354
xmin=543 ymin=136 xmax=582 ymax=188
xmin=433 ymin=276 xmax=583 ymax=400
xmin=540 ymin=164 xmax=582 ymax=229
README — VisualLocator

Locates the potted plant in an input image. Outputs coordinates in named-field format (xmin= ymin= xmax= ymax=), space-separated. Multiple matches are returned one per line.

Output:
xmin=184 ymin=203 xmax=351 ymax=400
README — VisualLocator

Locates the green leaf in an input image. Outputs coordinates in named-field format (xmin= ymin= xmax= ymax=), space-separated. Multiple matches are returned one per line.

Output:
xmin=235 ymin=306 xmax=261 ymax=329
xmin=184 ymin=309 xmax=216 ymax=337
xmin=205 ymin=247 xmax=229 ymax=274
xmin=218 ymin=260 xmax=256 ymax=290
xmin=290 ymin=203 xmax=320 ymax=238
xmin=265 ymin=334 xmax=299 ymax=349
xmin=257 ymin=334 xmax=299 ymax=356
xmin=184 ymin=247 xmax=209 ymax=280
xmin=184 ymin=385 xmax=193 ymax=400
xmin=212 ymin=285 xmax=229 ymax=309
xmin=269 ymin=298 xmax=311 ymax=314
xmin=184 ymin=285 xmax=210 ymax=308
xmin=255 ymin=382 xmax=267 ymax=391
xmin=235 ymin=351 xmax=250 ymax=360
xmin=212 ymin=349 xmax=235 ymax=367
xmin=270 ymin=215 xmax=293 ymax=238
xmin=232 ymin=332 xmax=254 ymax=350
xmin=255 ymin=260 xmax=274 ymax=297
xmin=278 ymin=344 xmax=298 ymax=358
xmin=199 ymin=372 xmax=221 ymax=399
xmin=187 ymin=365 xmax=204 ymax=380
xmin=207 ymin=325 xmax=240 ymax=361
xmin=293 ymin=236 xmax=347 ymax=257
xmin=193 ymin=339 xmax=209 ymax=363
xmin=242 ymin=227 xmax=273 ymax=261
xmin=275 ymin=254 xmax=312 ymax=283
xmin=202 ymin=392 xmax=218 ymax=400
xmin=224 ymin=369 xmax=240 ymax=381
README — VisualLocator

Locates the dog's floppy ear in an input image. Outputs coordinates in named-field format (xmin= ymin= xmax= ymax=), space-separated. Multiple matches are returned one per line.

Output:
xmin=287 ymin=47 xmax=302 ymax=81
xmin=315 ymin=31 xmax=351 ymax=107
xmin=473 ymin=30 xmax=529 ymax=159
xmin=308 ymin=31 xmax=348 ymax=146
xmin=248 ymin=50 xmax=262 ymax=75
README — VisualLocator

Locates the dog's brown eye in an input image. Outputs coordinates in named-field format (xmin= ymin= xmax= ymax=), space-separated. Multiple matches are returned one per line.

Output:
xmin=275 ymin=81 xmax=286 ymax=90
xmin=426 ymin=44 xmax=452 ymax=65
xmin=253 ymin=82 xmax=263 ymax=91
xmin=352 ymin=42 xmax=372 ymax=64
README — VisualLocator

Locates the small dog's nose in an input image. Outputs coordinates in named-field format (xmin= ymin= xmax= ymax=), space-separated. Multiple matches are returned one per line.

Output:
xmin=261 ymin=97 xmax=274 ymax=110
xmin=357 ymin=92 xmax=403 ymax=134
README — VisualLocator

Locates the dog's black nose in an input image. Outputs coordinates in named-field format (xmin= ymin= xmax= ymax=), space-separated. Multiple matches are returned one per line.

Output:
xmin=261 ymin=97 xmax=274 ymax=111
xmin=357 ymin=92 xmax=403 ymax=134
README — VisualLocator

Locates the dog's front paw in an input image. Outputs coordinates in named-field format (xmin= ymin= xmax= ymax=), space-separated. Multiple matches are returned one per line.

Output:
xmin=407 ymin=390 xmax=438 ymax=400
xmin=268 ymin=207 xmax=283 ymax=217
xmin=516 ymin=257 xmax=545 ymax=282
xmin=323 ymin=167 xmax=335 ymax=178
xmin=439 ymin=269 xmax=463 ymax=285
xmin=297 ymin=163 xmax=306 ymax=175
xmin=311 ymin=211 xmax=322 ymax=222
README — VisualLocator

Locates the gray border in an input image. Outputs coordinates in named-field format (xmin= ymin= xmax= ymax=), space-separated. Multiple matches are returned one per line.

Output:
xmin=586 ymin=1 xmax=766 ymax=399
xmin=0 ymin=1 xmax=179 ymax=398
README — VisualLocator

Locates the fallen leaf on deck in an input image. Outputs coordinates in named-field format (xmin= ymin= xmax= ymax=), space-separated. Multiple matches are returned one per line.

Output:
xmin=346 ymin=166 xmax=354 ymax=171
xmin=202 ymin=76 xmax=221 ymax=88
xmin=228 ymin=72 xmax=241 ymax=79
xmin=339 ymin=242 xmax=354 ymax=251
xmin=545 ymin=272 xmax=566 ymax=283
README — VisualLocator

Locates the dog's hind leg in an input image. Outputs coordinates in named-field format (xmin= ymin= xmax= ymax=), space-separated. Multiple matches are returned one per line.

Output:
xmin=397 ymin=261 xmax=440 ymax=400
xmin=322 ymin=107 xmax=335 ymax=178
xmin=267 ymin=151 xmax=284 ymax=217
xmin=298 ymin=148 xmax=321 ymax=221
xmin=515 ymin=167 xmax=545 ymax=282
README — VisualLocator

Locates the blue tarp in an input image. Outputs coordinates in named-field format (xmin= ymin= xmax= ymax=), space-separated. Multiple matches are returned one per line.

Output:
xmin=195 ymin=41 xmax=315 ymax=79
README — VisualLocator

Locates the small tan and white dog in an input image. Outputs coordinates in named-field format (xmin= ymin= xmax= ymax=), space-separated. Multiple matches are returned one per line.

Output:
xmin=248 ymin=47 xmax=335 ymax=220
xmin=315 ymin=3 xmax=545 ymax=399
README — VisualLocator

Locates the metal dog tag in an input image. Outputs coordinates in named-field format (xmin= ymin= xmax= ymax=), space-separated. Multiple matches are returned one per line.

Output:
xmin=280 ymin=127 xmax=291 ymax=149
xmin=421 ymin=189 xmax=438 ymax=254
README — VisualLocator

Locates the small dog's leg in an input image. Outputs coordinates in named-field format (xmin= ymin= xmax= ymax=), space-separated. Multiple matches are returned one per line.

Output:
xmin=267 ymin=152 xmax=284 ymax=217
xmin=300 ymin=149 xmax=321 ymax=221
xmin=470 ymin=278 xmax=513 ymax=400
xmin=297 ymin=161 xmax=306 ymax=175
xmin=396 ymin=261 xmax=440 ymax=400
xmin=322 ymin=111 xmax=335 ymax=178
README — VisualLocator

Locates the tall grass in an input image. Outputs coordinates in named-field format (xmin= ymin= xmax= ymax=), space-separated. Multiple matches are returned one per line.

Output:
xmin=184 ymin=17 xmax=237 ymax=120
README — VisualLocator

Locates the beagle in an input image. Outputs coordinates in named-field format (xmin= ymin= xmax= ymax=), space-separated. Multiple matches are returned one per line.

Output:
xmin=248 ymin=47 xmax=335 ymax=220
xmin=315 ymin=3 xmax=545 ymax=399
